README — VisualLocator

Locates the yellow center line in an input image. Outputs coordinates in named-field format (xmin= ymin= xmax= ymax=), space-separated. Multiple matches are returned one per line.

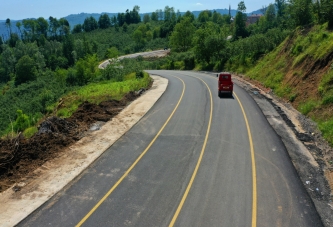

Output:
xmin=234 ymin=92 xmax=257 ymax=227
xmin=76 ymin=76 xmax=186 ymax=227
xmin=176 ymin=71 xmax=257 ymax=227
xmin=169 ymin=76 xmax=213 ymax=227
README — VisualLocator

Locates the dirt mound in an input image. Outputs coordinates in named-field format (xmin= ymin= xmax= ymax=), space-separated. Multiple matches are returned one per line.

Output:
xmin=0 ymin=90 xmax=146 ymax=193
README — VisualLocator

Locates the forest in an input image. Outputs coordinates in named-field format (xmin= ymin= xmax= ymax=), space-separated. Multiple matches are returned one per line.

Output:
xmin=1 ymin=0 xmax=333 ymax=141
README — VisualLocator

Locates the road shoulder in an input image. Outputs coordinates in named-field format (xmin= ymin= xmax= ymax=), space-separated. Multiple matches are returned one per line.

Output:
xmin=233 ymin=74 xmax=333 ymax=227
xmin=0 ymin=75 xmax=168 ymax=227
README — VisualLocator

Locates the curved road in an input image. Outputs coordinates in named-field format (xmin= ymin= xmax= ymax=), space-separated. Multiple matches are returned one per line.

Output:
xmin=18 ymin=70 xmax=322 ymax=227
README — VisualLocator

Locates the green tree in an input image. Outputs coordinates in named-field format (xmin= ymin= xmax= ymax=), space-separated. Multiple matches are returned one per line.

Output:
xmin=183 ymin=11 xmax=195 ymax=22
xmin=143 ymin=14 xmax=151 ymax=23
xmin=106 ymin=47 xmax=119 ymax=59
xmin=49 ymin=16 xmax=59 ymax=38
xmin=1 ymin=44 xmax=16 ymax=76
xmin=59 ymin=18 xmax=70 ymax=36
xmin=36 ymin=17 xmax=49 ymax=37
xmin=193 ymin=22 xmax=227 ymax=63
xmin=234 ymin=2 xmax=248 ymax=39
xmin=72 ymin=24 xmax=83 ymax=33
xmin=83 ymin=16 xmax=98 ymax=32
xmin=238 ymin=1 xmax=247 ymax=12
xmin=275 ymin=0 xmax=286 ymax=18
xmin=22 ymin=19 xmax=37 ymax=41
xmin=320 ymin=0 xmax=333 ymax=28
xmin=5 ymin=18 xmax=12 ymax=36
xmin=170 ymin=18 xmax=195 ymax=52
xmin=75 ymin=54 xmax=99 ymax=85
xmin=198 ymin=10 xmax=212 ymax=23
xmin=98 ymin=14 xmax=111 ymax=29
xmin=16 ymin=21 xmax=22 ymax=39
xmin=288 ymin=0 xmax=313 ymax=26
xmin=62 ymin=35 xmax=75 ymax=66
xmin=15 ymin=55 xmax=36 ymax=86
xmin=8 ymin=33 xmax=19 ymax=47
xmin=151 ymin=12 xmax=158 ymax=21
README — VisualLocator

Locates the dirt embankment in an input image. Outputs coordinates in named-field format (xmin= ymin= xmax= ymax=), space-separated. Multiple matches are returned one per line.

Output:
xmin=0 ymin=90 xmax=146 ymax=193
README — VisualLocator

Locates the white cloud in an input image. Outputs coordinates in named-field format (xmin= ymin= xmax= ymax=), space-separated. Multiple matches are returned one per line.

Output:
xmin=195 ymin=3 xmax=203 ymax=6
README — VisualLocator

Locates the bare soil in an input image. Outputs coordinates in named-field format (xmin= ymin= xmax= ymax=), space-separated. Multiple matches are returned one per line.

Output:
xmin=0 ymin=90 xmax=144 ymax=193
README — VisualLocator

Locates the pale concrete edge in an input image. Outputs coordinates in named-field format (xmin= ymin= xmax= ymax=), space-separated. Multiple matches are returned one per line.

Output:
xmin=0 ymin=75 xmax=168 ymax=227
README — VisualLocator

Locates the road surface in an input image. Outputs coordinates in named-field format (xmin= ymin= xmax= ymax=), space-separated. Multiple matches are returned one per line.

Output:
xmin=18 ymin=70 xmax=322 ymax=227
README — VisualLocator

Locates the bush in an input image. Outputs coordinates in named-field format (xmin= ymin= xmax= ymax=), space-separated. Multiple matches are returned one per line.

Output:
xmin=13 ymin=110 xmax=30 ymax=132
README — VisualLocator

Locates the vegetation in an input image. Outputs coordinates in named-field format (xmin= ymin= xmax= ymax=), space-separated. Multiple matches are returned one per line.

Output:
xmin=2 ymin=1 xmax=333 ymax=143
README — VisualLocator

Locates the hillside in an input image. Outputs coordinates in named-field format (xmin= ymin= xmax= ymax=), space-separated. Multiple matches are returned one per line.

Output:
xmin=245 ymin=24 xmax=333 ymax=147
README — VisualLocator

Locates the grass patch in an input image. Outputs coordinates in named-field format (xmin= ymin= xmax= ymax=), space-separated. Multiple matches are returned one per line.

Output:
xmin=23 ymin=126 xmax=38 ymax=138
xmin=318 ymin=118 xmax=333 ymax=146
xmin=56 ymin=72 xmax=151 ymax=118
xmin=298 ymin=100 xmax=319 ymax=115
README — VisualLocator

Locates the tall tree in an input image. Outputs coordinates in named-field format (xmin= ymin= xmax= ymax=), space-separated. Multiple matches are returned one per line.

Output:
xmin=22 ymin=19 xmax=37 ymax=41
xmin=5 ymin=18 xmax=12 ymax=36
xmin=238 ymin=1 xmax=247 ymax=12
xmin=36 ymin=17 xmax=49 ymax=38
xmin=320 ymin=0 xmax=333 ymax=28
xmin=62 ymin=35 xmax=75 ymax=66
xmin=151 ymin=12 xmax=158 ymax=21
xmin=98 ymin=14 xmax=111 ymax=29
xmin=49 ymin=17 xmax=60 ymax=38
xmin=143 ymin=14 xmax=151 ymax=23
xmin=275 ymin=0 xmax=286 ymax=17
xmin=288 ymin=0 xmax=313 ymax=26
xmin=16 ymin=21 xmax=22 ymax=39
xmin=59 ymin=18 xmax=70 ymax=36
xmin=170 ymin=18 xmax=195 ymax=52
xmin=265 ymin=4 xmax=277 ymax=29
xmin=83 ymin=16 xmax=98 ymax=32
xmin=233 ymin=1 xmax=248 ymax=39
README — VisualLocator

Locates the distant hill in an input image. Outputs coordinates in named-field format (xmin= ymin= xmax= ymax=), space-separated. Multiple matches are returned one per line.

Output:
xmin=0 ymin=9 xmax=260 ymax=40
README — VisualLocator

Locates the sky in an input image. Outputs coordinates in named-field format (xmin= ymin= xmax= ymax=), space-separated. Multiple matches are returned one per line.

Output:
xmin=1 ymin=0 xmax=273 ymax=20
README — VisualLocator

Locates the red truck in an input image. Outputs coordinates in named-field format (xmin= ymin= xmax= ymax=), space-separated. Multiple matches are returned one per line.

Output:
xmin=217 ymin=72 xmax=233 ymax=97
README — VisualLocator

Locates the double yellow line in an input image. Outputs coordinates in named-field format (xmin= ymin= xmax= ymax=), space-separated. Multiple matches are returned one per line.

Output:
xmin=168 ymin=73 xmax=257 ymax=227
xmin=76 ymin=73 xmax=257 ymax=227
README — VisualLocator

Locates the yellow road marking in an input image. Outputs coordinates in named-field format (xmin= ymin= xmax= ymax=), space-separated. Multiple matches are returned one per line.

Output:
xmin=76 ymin=76 xmax=186 ymax=227
xmin=234 ymin=93 xmax=257 ymax=227
xmin=169 ymin=76 xmax=213 ymax=227
xmin=169 ymin=72 xmax=257 ymax=227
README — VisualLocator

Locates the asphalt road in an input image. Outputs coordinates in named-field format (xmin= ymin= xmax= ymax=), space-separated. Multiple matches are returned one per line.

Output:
xmin=18 ymin=71 xmax=323 ymax=227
